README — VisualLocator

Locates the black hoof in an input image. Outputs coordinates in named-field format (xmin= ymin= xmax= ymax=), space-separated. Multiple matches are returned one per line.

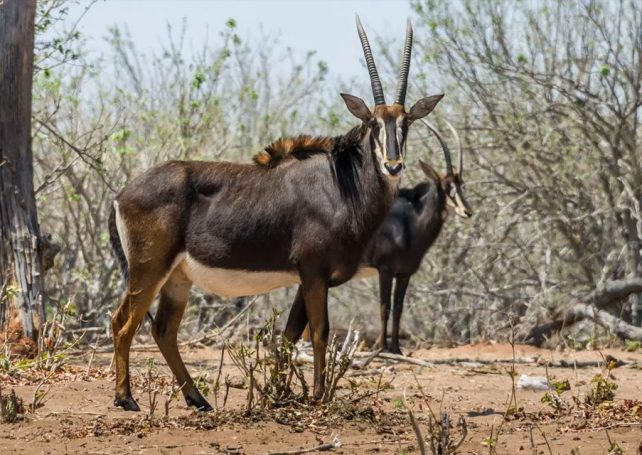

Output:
xmin=114 ymin=396 xmax=140 ymax=411
xmin=186 ymin=396 xmax=213 ymax=412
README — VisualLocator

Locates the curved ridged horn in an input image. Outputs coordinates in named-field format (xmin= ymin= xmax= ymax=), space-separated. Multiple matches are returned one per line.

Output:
xmin=421 ymin=119 xmax=453 ymax=176
xmin=356 ymin=15 xmax=386 ymax=106
xmin=444 ymin=120 xmax=463 ymax=177
xmin=394 ymin=19 xmax=413 ymax=106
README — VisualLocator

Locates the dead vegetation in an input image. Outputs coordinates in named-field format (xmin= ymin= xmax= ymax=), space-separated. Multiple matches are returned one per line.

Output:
xmin=4 ymin=313 xmax=642 ymax=451
xmin=0 ymin=388 xmax=25 ymax=423
xmin=2 ymin=340 xmax=642 ymax=453
xmin=403 ymin=390 xmax=468 ymax=455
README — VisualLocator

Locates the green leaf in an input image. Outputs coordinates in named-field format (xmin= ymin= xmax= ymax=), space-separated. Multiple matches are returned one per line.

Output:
xmin=111 ymin=128 xmax=131 ymax=143
xmin=192 ymin=71 xmax=205 ymax=89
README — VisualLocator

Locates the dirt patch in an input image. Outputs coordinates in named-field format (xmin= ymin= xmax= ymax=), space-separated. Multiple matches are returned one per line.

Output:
xmin=1 ymin=344 xmax=642 ymax=454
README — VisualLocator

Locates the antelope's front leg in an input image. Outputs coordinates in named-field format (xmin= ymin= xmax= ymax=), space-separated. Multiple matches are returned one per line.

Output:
xmin=300 ymin=273 xmax=329 ymax=401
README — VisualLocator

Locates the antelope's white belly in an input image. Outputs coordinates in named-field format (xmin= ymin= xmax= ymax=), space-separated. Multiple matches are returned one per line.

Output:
xmin=177 ymin=253 xmax=300 ymax=297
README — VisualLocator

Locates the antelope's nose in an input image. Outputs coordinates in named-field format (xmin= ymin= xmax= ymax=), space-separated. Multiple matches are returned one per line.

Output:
xmin=384 ymin=161 xmax=403 ymax=176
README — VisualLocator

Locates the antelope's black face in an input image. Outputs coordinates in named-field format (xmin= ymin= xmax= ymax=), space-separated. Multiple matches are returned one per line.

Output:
xmin=341 ymin=94 xmax=444 ymax=179
xmin=419 ymin=160 xmax=472 ymax=219
xmin=348 ymin=16 xmax=445 ymax=180
xmin=372 ymin=104 xmax=407 ymax=177
xmin=419 ymin=120 xmax=471 ymax=218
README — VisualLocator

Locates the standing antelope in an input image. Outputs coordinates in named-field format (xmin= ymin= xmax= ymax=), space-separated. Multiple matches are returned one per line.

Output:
xmin=365 ymin=120 xmax=472 ymax=354
xmin=108 ymin=17 xmax=443 ymax=411
xmin=291 ymin=122 xmax=472 ymax=354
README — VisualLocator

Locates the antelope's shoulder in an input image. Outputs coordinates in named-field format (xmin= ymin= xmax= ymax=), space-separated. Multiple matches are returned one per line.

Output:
xmin=253 ymin=135 xmax=334 ymax=168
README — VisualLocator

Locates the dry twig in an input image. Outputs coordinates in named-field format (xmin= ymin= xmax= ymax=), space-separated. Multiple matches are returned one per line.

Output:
xmin=267 ymin=434 xmax=341 ymax=455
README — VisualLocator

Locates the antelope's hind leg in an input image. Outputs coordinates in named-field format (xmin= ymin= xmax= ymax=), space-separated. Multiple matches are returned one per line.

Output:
xmin=112 ymin=263 xmax=167 ymax=411
xmin=151 ymin=268 xmax=212 ymax=411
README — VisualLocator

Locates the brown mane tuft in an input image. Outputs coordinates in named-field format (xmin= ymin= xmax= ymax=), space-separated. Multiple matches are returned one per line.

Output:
xmin=253 ymin=135 xmax=334 ymax=168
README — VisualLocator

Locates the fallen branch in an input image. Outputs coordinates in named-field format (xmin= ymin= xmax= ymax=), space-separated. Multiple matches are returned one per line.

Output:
xmin=525 ymin=303 xmax=642 ymax=346
xmin=267 ymin=434 xmax=341 ymax=455
xmin=355 ymin=351 xmax=435 ymax=367
xmin=525 ymin=277 xmax=642 ymax=346
xmin=353 ymin=351 xmax=636 ymax=369
xmin=346 ymin=367 xmax=390 ymax=377
xmin=588 ymin=277 xmax=642 ymax=309
xmin=293 ymin=350 xmax=435 ymax=368
xmin=352 ymin=348 xmax=382 ymax=369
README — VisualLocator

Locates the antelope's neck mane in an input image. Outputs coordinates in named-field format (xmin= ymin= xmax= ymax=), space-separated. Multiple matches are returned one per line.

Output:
xmin=252 ymin=126 xmax=365 ymax=168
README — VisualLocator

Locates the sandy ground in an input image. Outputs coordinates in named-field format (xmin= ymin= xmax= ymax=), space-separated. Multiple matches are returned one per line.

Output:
xmin=1 ymin=343 xmax=642 ymax=454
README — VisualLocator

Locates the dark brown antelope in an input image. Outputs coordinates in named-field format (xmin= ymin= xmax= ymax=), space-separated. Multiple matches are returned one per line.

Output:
xmin=108 ymin=16 xmax=443 ymax=411
xmin=290 ymin=121 xmax=472 ymax=354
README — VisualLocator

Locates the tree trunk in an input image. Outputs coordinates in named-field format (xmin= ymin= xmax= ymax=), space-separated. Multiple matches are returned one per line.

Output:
xmin=0 ymin=0 xmax=45 ymax=345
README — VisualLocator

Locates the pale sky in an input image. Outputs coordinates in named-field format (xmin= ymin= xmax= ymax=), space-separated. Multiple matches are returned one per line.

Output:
xmin=65 ymin=0 xmax=415 ymax=80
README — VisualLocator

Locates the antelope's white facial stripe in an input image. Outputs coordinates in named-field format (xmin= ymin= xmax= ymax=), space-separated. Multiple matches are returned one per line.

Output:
xmin=376 ymin=118 xmax=386 ymax=156
xmin=377 ymin=117 xmax=407 ymax=160
xmin=373 ymin=118 xmax=388 ymax=174
xmin=449 ymin=190 xmax=470 ymax=218
xmin=454 ymin=193 xmax=467 ymax=216
xmin=396 ymin=116 xmax=406 ymax=158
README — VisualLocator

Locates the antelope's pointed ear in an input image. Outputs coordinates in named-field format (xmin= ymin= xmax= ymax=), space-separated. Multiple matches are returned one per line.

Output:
xmin=341 ymin=93 xmax=371 ymax=122
xmin=419 ymin=160 xmax=441 ymax=183
xmin=408 ymin=94 xmax=444 ymax=122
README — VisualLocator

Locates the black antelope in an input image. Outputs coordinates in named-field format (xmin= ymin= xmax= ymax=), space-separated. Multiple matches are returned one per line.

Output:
xmin=108 ymin=17 xmax=443 ymax=411
xmin=364 ymin=120 xmax=472 ymax=354
xmin=291 ymin=121 xmax=472 ymax=354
